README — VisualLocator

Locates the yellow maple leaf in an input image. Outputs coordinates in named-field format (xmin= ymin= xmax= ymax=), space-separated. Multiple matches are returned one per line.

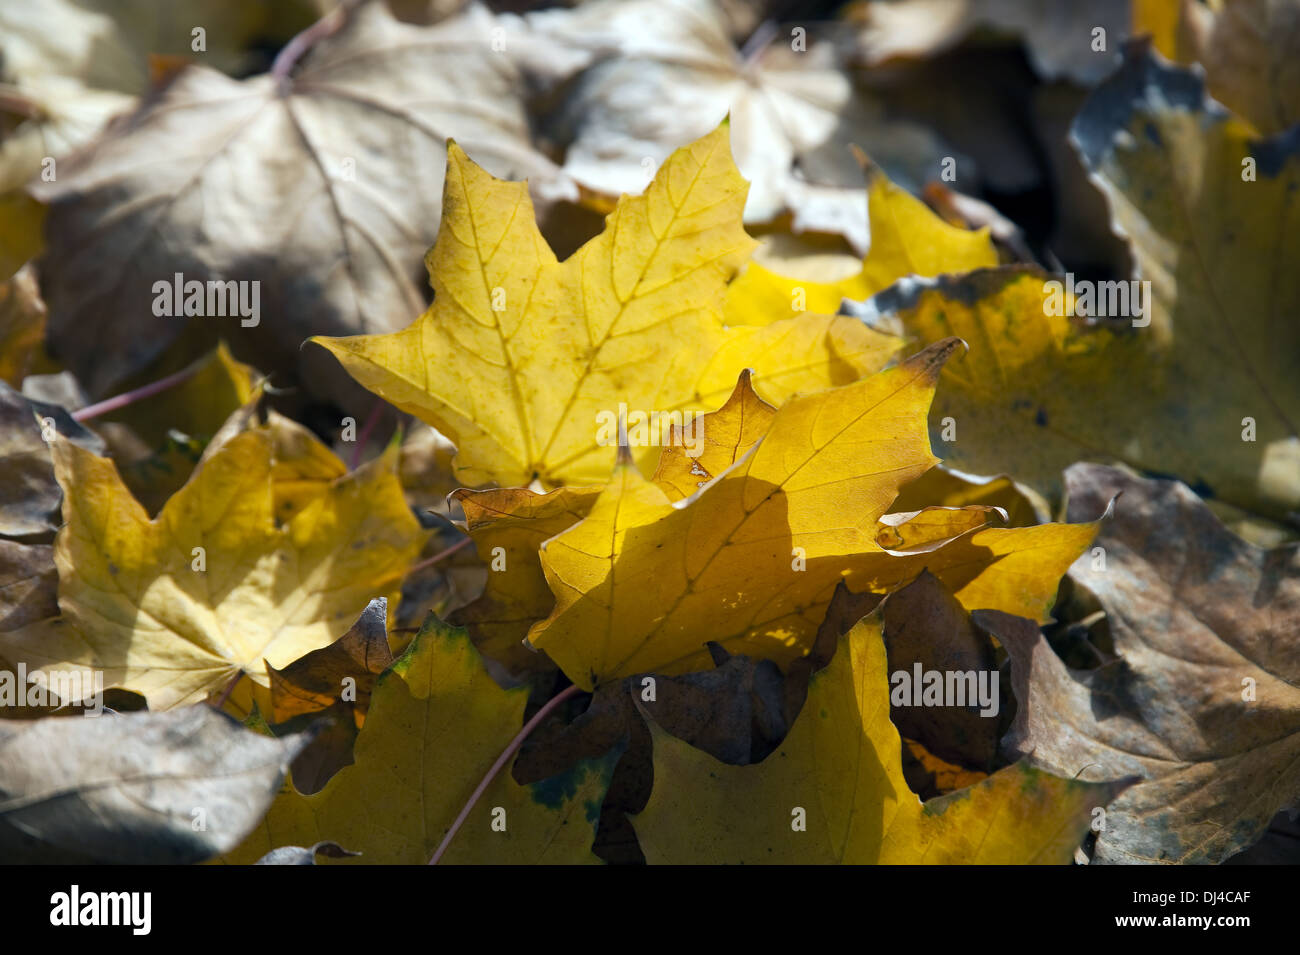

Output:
xmin=0 ymin=425 xmax=426 ymax=710
xmin=633 ymin=604 xmax=1128 ymax=863
xmin=724 ymin=156 xmax=998 ymax=325
xmin=312 ymin=124 xmax=900 ymax=488
xmin=226 ymin=615 xmax=615 ymax=865
xmin=528 ymin=341 xmax=1098 ymax=691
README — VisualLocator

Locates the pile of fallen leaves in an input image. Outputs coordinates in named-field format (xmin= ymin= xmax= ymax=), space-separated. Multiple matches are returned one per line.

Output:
xmin=0 ymin=0 xmax=1297 ymax=866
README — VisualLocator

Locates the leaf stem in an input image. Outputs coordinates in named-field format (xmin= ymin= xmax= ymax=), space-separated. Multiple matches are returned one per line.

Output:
xmin=213 ymin=670 xmax=244 ymax=710
xmin=72 ymin=363 xmax=201 ymax=421
xmin=271 ymin=0 xmax=366 ymax=85
xmin=406 ymin=535 xmax=472 ymax=576
xmin=429 ymin=682 xmax=582 ymax=864
xmin=350 ymin=397 xmax=384 ymax=470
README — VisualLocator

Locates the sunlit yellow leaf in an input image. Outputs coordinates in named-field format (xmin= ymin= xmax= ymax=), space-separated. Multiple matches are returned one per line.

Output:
xmin=313 ymin=125 xmax=900 ymax=487
xmin=529 ymin=341 xmax=1096 ymax=690
xmin=724 ymin=158 xmax=997 ymax=325
xmin=0 ymin=424 xmax=426 ymax=709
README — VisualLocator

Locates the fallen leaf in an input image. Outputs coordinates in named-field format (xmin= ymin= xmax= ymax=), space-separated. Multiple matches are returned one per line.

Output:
xmin=0 ymin=0 xmax=139 ymax=194
xmin=102 ymin=343 xmax=257 ymax=451
xmin=316 ymin=123 xmax=900 ymax=487
xmin=529 ymin=340 xmax=1097 ymax=690
xmin=0 ymin=705 xmax=304 ymax=863
xmin=512 ymin=0 xmax=954 ymax=251
xmin=844 ymin=45 xmax=1300 ymax=521
xmin=34 ymin=1 xmax=560 ymax=401
xmin=633 ymin=604 xmax=1128 ymax=863
xmin=226 ymin=614 xmax=618 ymax=864
xmin=0 ymin=420 xmax=426 ymax=709
xmin=988 ymin=463 xmax=1300 ymax=864
xmin=878 ymin=571 xmax=1002 ymax=771
xmin=848 ymin=0 xmax=1129 ymax=84
xmin=725 ymin=155 xmax=998 ymax=325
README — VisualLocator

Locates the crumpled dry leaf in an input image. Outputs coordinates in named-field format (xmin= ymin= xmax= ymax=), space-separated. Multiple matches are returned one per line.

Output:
xmin=879 ymin=571 xmax=1003 ymax=772
xmin=987 ymin=463 xmax=1300 ymax=864
xmin=267 ymin=597 xmax=393 ymax=725
xmin=449 ymin=485 xmax=600 ymax=683
xmin=0 ymin=705 xmax=305 ymax=864
xmin=34 ymin=1 xmax=561 ymax=402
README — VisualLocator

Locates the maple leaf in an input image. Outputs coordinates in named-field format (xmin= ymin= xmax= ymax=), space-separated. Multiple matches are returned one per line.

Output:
xmin=226 ymin=615 xmax=618 ymax=865
xmin=0 ymin=421 xmax=426 ymax=710
xmin=32 ymin=1 xmax=560 ymax=401
xmin=724 ymin=156 xmax=998 ymax=325
xmin=529 ymin=341 xmax=1100 ymax=691
xmin=315 ymin=123 xmax=901 ymax=487
xmin=633 ymin=598 xmax=1129 ymax=863
xmin=844 ymin=46 xmax=1300 ymax=520
xmin=103 ymin=343 xmax=257 ymax=452
xmin=987 ymin=463 xmax=1300 ymax=864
